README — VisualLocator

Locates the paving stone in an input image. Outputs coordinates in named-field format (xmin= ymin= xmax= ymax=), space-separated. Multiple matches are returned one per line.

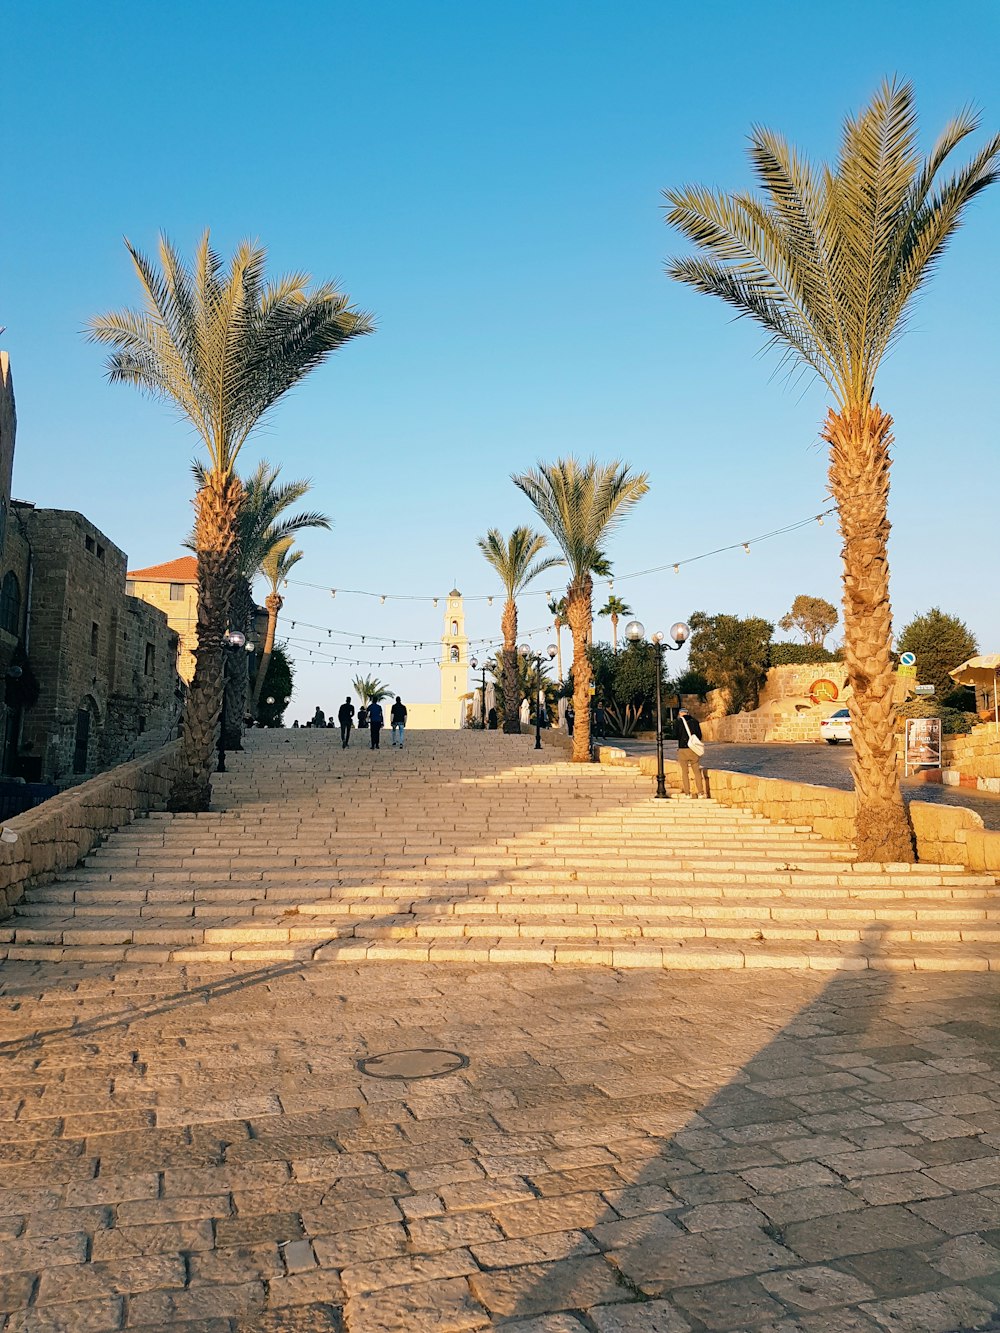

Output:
xmin=752 ymin=1186 xmax=867 ymax=1225
xmin=35 ymin=1255 xmax=186 ymax=1303
xmin=859 ymin=1285 xmax=997 ymax=1332
xmin=0 ymin=1232 xmax=88 ymax=1274
xmin=589 ymin=1302 xmax=692 ymax=1332
xmin=927 ymin=1233 xmax=1000 ymax=1280
xmin=340 ymin=1246 xmax=478 ymax=1298
xmin=782 ymin=1205 xmax=943 ymax=1261
xmin=842 ymin=1249 xmax=949 ymax=1297
xmin=758 ymin=1264 xmax=876 ymax=1310
xmin=672 ymin=1275 xmax=787 ymax=1329
xmin=264 ymin=1270 xmax=346 ymax=1308
xmin=405 ymin=1211 xmax=505 ymax=1253
xmin=908 ymin=1190 xmax=1000 ymax=1235
xmin=610 ymin=1224 xmax=797 ymax=1293
xmin=4 ymin=1296 xmax=124 ymax=1332
xmin=343 ymin=1275 xmax=490 ymax=1332
xmin=468 ymin=1255 xmax=627 ymax=1318
xmin=492 ymin=1193 xmax=612 ymax=1239
xmin=126 ymin=1279 xmax=266 ymax=1325
xmin=0 ymin=1274 xmax=36 ymax=1315
xmin=847 ymin=1172 xmax=950 ymax=1206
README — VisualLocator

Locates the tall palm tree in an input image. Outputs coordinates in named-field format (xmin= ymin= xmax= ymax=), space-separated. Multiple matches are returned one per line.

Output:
xmin=664 ymin=79 xmax=999 ymax=860
xmin=599 ymin=594 xmax=633 ymax=653
xmin=477 ymin=527 xmax=562 ymax=734
xmin=514 ymin=459 xmax=649 ymax=761
xmin=90 ymin=232 xmax=373 ymax=810
xmin=252 ymin=540 xmax=302 ymax=714
xmin=351 ymin=676 xmax=393 ymax=707
xmin=191 ymin=460 xmax=331 ymax=746
xmin=547 ymin=595 xmax=567 ymax=681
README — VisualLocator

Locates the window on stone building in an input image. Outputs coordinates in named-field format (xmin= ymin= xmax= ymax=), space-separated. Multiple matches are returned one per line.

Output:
xmin=169 ymin=583 xmax=184 ymax=601
xmin=452 ymin=621 xmax=458 ymax=636
xmin=450 ymin=646 xmax=460 ymax=663
xmin=85 ymin=535 xmax=95 ymax=553
xmin=90 ymin=622 xmax=99 ymax=656
xmin=0 ymin=572 xmax=20 ymax=636
xmin=96 ymin=545 xmax=105 ymax=561
xmin=144 ymin=643 xmax=155 ymax=675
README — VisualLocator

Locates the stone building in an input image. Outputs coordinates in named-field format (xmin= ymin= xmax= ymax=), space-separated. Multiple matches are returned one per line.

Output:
xmin=126 ymin=556 xmax=199 ymax=683
xmin=0 ymin=351 xmax=184 ymax=784
xmin=404 ymin=592 xmax=470 ymax=730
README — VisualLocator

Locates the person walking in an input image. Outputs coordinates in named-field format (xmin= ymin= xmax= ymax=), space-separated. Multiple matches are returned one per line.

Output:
xmin=487 ymin=707 xmax=498 ymax=730
xmin=337 ymin=696 xmax=355 ymax=749
xmin=565 ymin=702 xmax=575 ymax=737
xmin=368 ymin=699 xmax=384 ymax=750
xmin=390 ymin=696 xmax=407 ymax=747
xmin=676 ymin=707 xmax=706 ymax=798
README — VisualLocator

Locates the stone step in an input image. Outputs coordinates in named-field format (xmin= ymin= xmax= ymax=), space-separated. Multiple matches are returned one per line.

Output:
xmin=2 ymin=934 xmax=992 ymax=972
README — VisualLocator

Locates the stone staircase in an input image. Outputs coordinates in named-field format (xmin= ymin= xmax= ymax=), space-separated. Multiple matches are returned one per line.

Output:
xmin=2 ymin=729 xmax=997 ymax=970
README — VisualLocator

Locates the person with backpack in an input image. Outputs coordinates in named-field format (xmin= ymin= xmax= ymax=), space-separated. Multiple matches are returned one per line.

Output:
xmin=368 ymin=699 xmax=384 ymax=750
xmin=337 ymin=696 xmax=355 ymax=749
xmin=390 ymin=697 xmax=407 ymax=748
xmin=676 ymin=708 xmax=706 ymax=797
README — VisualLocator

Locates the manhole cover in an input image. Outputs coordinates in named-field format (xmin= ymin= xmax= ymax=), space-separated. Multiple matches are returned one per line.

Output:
xmin=357 ymin=1048 xmax=469 ymax=1080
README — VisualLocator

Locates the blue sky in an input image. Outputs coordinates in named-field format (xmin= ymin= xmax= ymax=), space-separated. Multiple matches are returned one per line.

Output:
xmin=2 ymin=0 xmax=998 ymax=717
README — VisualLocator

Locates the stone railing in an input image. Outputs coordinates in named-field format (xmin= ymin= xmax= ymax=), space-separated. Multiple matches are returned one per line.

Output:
xmin=0 ymin=742 xmax=179 ymax=920
xmin=598 ymin=746 xmax=1000 ymax=874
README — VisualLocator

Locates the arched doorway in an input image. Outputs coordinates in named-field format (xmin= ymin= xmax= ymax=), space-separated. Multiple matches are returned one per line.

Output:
xmin=73 ymin=696 xmax=100 ymax=774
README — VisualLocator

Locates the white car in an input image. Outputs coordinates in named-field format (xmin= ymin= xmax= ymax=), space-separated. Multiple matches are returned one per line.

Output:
xmin=820 ymin=708 xmax=852 ymax=744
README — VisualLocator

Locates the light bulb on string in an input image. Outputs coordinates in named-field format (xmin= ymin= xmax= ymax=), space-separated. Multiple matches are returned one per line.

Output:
xmin=380 ymin=595 xmax=386 ymax=604
xmin=330 ymin=589 xmax=336 ymax=598
xmin=673 ymin=564 xmax=680 ymax=574
xmin=743 ymin=543 xmax=751 ymax=554
xmin=816 ymin=514 xmax=825 ymax=526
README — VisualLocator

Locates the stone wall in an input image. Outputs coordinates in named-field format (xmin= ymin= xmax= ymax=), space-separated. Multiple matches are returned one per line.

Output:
xmin=0 ymin=742 xmax=179 ymax=919
xmin=701 ymin=663 xmax=850 ymax=744
xmin=941 ymin=724 xmax=1000 ymax=794
xmin=13 ymin=506 xmax=183 ymax=783
xmin=598 ymin=745 xmax=1000 ymax=873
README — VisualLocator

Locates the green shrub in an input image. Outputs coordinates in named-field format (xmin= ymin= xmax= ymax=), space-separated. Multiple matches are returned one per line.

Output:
xmin=895 ymin=698 xmax=976 ymax=735
xmin=768 ymin=641 xmax=839 ymax=666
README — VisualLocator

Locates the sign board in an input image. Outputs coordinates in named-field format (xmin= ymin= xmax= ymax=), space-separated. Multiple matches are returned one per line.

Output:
xmin=809 ymin=678 xmax=839 ymax=704
xmin=904 ymin=716 xmax=942 ymax=775
xmin=900 ymin=652 xmax=916 ymax=667
xmin=914 ymin=684 xmax=935 ymax=696
xmin=898 ymin=663 xmax=917 ymax=679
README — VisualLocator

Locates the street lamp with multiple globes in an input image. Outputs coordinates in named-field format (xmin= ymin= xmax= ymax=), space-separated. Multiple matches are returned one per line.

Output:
xmin=470 ymin=656 xmax=488 ymax=728
xmin=518 ymin=642 xmax=558 ymax=750
xmin=624 ymin=618 xmax=690 ymax=799
xmin=217 ymin=629 xmax=252 ymax=772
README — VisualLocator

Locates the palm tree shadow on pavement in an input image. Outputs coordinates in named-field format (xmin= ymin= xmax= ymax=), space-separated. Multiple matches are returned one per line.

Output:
xmin=486 ymin=924 xmax=1000 ymax=1332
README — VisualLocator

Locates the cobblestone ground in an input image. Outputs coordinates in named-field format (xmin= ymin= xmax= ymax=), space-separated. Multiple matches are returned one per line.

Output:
xmin=617 ymin=740 xmax=1000 ymax=832
xmin=4 ymin=961 xmax=1000 ymax=1331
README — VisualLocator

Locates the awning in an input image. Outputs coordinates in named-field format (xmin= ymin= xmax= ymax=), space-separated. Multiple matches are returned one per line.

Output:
xmin=949 ymin=654 xmax=1000 ymax=725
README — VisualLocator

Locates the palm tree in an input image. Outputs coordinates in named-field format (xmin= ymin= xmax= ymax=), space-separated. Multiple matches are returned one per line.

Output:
xmin=514 ymin=459 xmax=649 ymax=762
xmin=599 ymin=594 xmax=633 ymax=653
xmin=547 ymin=595 xmax=567 ymax=681
xmin=477 ymin=527 xmax=562 ymax=733
xmin=90 ymin=232 xmax=373 ymax=810
xmin=351 ymin=675 xmax=393 ymax=707
xmin=191 ymin=460 xmax=331 ymax=746
xmin=663 ymin=79 xmax=999 ymax=861
xmin=252 ymin=540 xmax=302 ymax=715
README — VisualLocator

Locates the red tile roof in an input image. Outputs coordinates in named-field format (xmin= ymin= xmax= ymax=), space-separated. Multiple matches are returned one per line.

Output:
xmin=127 ymin=556 xmax=198 ymax=583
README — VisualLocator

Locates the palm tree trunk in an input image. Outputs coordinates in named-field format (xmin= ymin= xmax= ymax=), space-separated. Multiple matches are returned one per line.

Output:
xmin=612 ymin=614 xmax=619 ymax=653
xmin=565 ymin=575 xmax=593 ymax=763
xmin=169 ymin=470 xmax=244 ymax=812
xmin=824 ymin=403 xmax=913 ymax=863
xmin=222 ymin=578 xmax=253 ymax=749
xmin=501 ymin=598 xmax=520 ymax=734
xmin=251 ymin=591 xmax=282 ymax=714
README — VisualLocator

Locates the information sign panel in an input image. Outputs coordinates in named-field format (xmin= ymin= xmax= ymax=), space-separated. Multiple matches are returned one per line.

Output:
xmin=904 ymin=717 xmax=942 ymax=774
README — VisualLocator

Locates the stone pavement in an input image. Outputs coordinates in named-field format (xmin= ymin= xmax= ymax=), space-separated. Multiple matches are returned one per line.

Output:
xmin=4 ymin=960 xmax=1000 ymax=1331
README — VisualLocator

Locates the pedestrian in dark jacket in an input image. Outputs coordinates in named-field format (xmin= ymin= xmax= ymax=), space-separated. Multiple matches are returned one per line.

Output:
xmin=676 ymin=708 xmax=705 ymax=797
xmin=368 ymin=701 xmax=384 ymax=749
xmin=337 ymin=697 xmax=355 ymax=748
xmin=390 ymin=697 xmax=407 ymax=748
xmin=311 ymin=705 xmax=326 ymax=729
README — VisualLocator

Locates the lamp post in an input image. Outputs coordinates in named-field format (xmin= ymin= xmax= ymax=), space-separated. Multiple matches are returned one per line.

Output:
xmin=624 ymin=619 xmax=690 ymax=799
xmin=470 ymin=656 xmax=487 ymax=728
xmin=519 ymin=643 xmax=558 ymax=750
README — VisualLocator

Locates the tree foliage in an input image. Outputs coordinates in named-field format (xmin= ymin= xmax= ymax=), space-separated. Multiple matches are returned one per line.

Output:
xmin=256 ymin=645 xmax=294 ymax=727
xmin=769 ymin=641 xmax=840 ymax=666
xmin=351 ymin=675 xmax=393 ymax=706
xmin=897 ymin=607 xmax=978 ymax=702
xmin=586 ymin=640 xmax=668 ymax=736
xmin=687 ymin=612 xmax=774 ymax=715
xmin=779 ymin=595 xmax=838 ymax=647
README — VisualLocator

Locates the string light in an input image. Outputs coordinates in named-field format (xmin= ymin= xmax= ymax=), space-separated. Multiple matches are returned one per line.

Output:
xmin=673 ymin=564 xmax=680 ymax=574
xmin=743 ymin=543 xmax=751 ymax=554
xmin=284 ymin=501 xmax=838 ymax=602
